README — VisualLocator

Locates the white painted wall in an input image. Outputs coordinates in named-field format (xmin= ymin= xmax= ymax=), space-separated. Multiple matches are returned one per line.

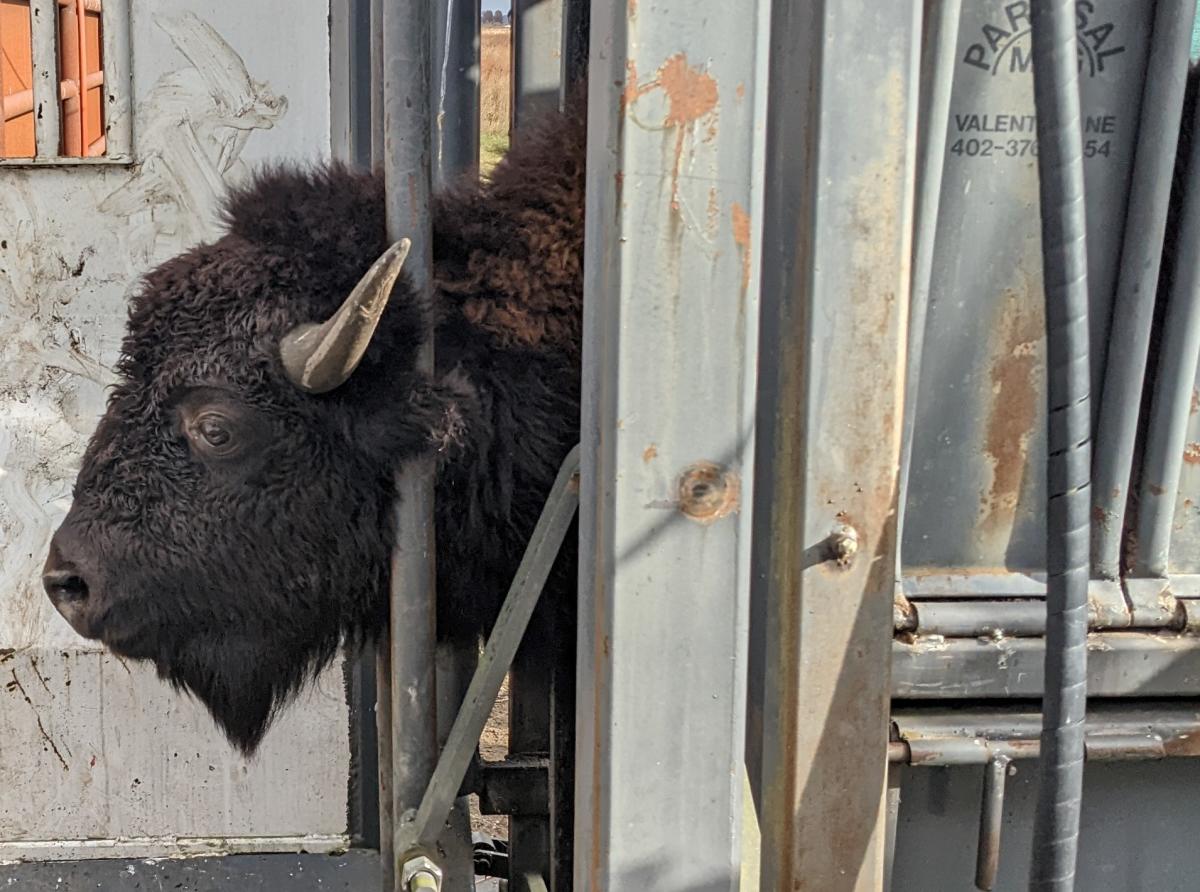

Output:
xmin=0 ymin=1 xmax=351 ymax=860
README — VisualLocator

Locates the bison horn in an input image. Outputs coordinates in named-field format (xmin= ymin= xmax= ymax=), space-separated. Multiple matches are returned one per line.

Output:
xmin=279 ymin=238 xmax=412 ymax=393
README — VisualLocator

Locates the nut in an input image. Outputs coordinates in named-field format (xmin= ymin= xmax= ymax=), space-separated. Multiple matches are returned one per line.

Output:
xmin=401 ymin=854 xmax=443 ymax=892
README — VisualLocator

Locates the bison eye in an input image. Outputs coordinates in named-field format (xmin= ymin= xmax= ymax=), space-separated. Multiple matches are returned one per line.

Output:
xmin=195 ymin=415 xmax=232 ymax=450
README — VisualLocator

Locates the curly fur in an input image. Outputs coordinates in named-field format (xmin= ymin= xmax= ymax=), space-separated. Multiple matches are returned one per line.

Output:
xmin=48 ymin=102 xmax=587 ymax=753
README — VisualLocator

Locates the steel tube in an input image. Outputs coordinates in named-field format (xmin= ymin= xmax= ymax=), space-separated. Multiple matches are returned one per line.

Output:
xmin=1029 ymin=0 xmax=1092 ymax=887
xmin=974 ymin=755 xmax=1010 ymax=891
xmin=432 ymin=0 xmax=479 ymax=186
xmin=1091 ymin=0 xmax=1197 ymax=579
xmin=1135 ymin=78 xmax=1200 ymax=578
xmin=896 ymin=0 xmax=962 ymax=584
xmin=381 ymin=0 xmax=438 ymax=884
xmin=31 ymin=0 xmax=60 ymax=159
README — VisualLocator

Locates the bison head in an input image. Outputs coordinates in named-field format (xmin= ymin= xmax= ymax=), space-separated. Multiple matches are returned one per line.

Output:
xmin=42 ymin=165 xmax=468 ymax=753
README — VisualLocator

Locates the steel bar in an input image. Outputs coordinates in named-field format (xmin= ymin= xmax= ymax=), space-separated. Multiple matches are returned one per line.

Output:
xmin=1029 ymin=0 xmax=1093 ymax=887
xmin=381 ymin=0 xmax=438 ymax=884
xmin=558 ymin=0 xmax=589 ymax=102
xmin=395 ymin=447 xmax=580 ymax=855
xmin=31 ymin=0 xmax=60 ymax=159
xmin=574 ymin=0 xmax=768 ymax=886
xmin=1135 ymin=75 xmax=1200 ymax=578
xmin=432 ymin=0 xmax=479 ymax=185
xmin=98 ymin=0 xmax=130 ymax=158
xmin=896 ymin=0 xmax=962 ymax=586
xmin=975 ymin=755 xmax=1009 ymax=891
xmin=893 ymin=632 xmax=1200 ymax=699
xmin=510 ymin=0 xmax=562 ymax=131
xmin=750 ymin=0 xmax=919 ymax=889
xmin=1091 ymin=0 xmax=1197 ymax=579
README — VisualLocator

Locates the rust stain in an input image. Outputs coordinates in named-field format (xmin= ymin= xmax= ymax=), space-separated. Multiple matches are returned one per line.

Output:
xmin=1192 ymin=389 xmax=1199 ymax=415
xmin=736 ymin=82 xmax=746 ymax=101
xmin=1149 ymin=483 xmax=1166 ymax=496
xmin=29 ymin=656 xmax=51 ymax=695
xmin=628 ymin=0 xmax=637 ymax=16
xmin=642 ymin=444 xmax=658 ymax=463
xmin=706 ymin=187 xmax=720 ymax=236
xmin=1185 ymin=443 xmax=1200 ymax=465
xmin=677 ymin=461 xmax=740 ymax=523
xmin=36 ymin=716 xmax=68 ymax=771
xmin=623 ymin=53 xmax=720 ymax=212
xmin=980 ymin=290 xmax=1042 ymax=535
xmin=731 ymin=201 xmax=752 ymax=293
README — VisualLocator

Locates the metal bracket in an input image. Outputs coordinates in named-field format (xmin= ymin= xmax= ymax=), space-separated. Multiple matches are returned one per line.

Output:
xmin=393 ymin=445 xmax=582 ymax=857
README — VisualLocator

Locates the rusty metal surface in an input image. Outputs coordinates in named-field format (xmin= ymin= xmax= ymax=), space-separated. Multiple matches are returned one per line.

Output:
xmin=573 ymin=0 xmax=767 ymax=886
xmin=747 ymin=0 xmax=919 ymax=889
xmin=902 ymin=1 xmax=1153 ymax=577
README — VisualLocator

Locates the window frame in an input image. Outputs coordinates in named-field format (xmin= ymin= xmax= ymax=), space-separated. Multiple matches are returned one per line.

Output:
xmin=0 ymin=0 xmax=131 ymax=166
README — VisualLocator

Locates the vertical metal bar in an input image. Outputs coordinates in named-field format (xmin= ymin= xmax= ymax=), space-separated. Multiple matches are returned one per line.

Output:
xmin=370 ymin=0 xmax=385 ymax=167
xmin=558 ymin=0 xmax=588 ymax=103
xmin=1091 ymin=0 xmax=1197 ymax=580
xmin=435 ymin=643 xmax=478 ymax=892
xmin=883 ymin=766 xmax=903 ymax=892
xmin=59 ymin=0 xmax=81 ymax=156
xmin=974 ymin=754 xmax=1009 ymax=891
xmin=1029 ymin=0 xmax=1092 ymax=888
xmin=751 ymin=0 xmax=919 ymax=888
xmin=31 ymin=0 xmax=60 ymax=158
xmin=574 ymin=0 xmax=767 ymax=885
xmin=369 ymin=4 xmax=391 ymax=888
xmin=433 ymin=0 xmax=480 ymax=184
xmin=382 ymin=0 xmax=438 ymax=886
xmin=332 ymin=0 xmax=382 ymax=855
xmin=1135 ymin=52 xmax=1200 ymax=579
xmin=510 ymin=0 xmax=562 ymax=132
xmin=510 ymin=615 xmax=553 ymax=892
xmin=895 ymin=0 xmax=961 ymax=583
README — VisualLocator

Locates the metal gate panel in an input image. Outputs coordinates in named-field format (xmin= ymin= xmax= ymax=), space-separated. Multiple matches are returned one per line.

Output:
xmin=901 ymin=1 xmax=1154 ymax=577
xmin=573 ymin=0 xmax=768 ymax=886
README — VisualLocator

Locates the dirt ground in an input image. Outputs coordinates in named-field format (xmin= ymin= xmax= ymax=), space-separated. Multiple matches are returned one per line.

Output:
xmin=469 ymin=675 xmax=510 ymax=839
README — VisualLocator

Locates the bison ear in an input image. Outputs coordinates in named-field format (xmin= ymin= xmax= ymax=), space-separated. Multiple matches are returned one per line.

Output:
xmin=348 ymin=370 xmax=476 ymax=468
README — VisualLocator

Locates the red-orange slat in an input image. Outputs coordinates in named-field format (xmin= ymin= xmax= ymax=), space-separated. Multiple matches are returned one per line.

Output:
xmin=1 ymin=0 xmax=36 ymax=157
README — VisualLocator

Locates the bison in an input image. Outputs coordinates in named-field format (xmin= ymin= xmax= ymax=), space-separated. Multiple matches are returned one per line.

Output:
xmin=41 ymin=102 xmax=586 ymax=754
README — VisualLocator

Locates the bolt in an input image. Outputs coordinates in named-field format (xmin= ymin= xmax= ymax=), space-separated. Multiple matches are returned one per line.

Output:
xmin=401 ymin=855 xmax=443 ymax=892
xmin=676 ymin=461 xmax=740 ymax=523
xmin=829 ymin=522 xmax=859 ymax=568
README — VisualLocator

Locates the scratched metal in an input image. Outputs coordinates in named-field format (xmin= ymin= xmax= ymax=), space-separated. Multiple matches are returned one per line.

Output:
xmin=901 ymin=1 xmax=1153 ymax=575
xmin=0 ymin=3 xmax=348 ymax=860
xmin=573 ymin=0 xmax=766 ymax=886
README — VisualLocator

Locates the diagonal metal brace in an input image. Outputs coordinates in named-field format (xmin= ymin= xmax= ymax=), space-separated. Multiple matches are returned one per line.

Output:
xmin=394 ymin=443 xmax=582 ymax=857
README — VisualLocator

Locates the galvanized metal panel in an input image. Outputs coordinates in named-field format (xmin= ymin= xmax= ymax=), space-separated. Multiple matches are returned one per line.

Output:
xmin=891 ymin=760 xmax=1200 ymax=891
xmin=573 ymin=0 xmax=767 ymax=885
xmin=747 ymin=0 xmax=919 ymax=887
xmin=902 ymin=0 xmax=1154 ymax=576
xmin=0 ymin=0 xmax=348 ymax=858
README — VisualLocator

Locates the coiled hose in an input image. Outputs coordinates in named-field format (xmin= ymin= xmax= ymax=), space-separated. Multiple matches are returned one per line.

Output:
xmin=1029 ymin=1 xmax=1091 ymax=889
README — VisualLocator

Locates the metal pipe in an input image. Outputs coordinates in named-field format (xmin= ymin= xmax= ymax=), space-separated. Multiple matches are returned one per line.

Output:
xmin=974 ymin=755 xmax=1009 ymax=891
xmin=1091 ymin=0 xmax=1198 ymax=579
xmin=381 ymin=0 xmax=439 ymax=884
xmin=432 ymin=0 xmax=480 ymax=185
xmin=397 ymin=447 xmax=580 ymax=854
xmin=31 ymin=0 xmax=60 ymax=159
xmin=1029 ymin=0 xmax=1092 ymax=888
xmin=896 ymin=0 xmax=962 ymax=586
xmin=1135 ymin=75 xmax=1200 ymax=578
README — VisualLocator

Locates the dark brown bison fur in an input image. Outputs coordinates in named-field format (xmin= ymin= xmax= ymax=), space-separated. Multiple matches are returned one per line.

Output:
xmin=50 ymin=102 xmax=586 ymax=753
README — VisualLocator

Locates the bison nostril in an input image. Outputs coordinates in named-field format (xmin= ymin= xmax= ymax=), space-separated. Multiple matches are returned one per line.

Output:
xmin=43 ymin=570 xmax=90 ymax=604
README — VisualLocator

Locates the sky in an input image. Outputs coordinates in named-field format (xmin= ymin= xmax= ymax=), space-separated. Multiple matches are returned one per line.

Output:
xmin=483 ymin=1 xmax=511 ymax=11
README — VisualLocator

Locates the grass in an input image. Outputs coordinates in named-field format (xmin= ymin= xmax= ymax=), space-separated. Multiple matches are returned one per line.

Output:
xmin=480 ymin=25 xmax=511 ymax=176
